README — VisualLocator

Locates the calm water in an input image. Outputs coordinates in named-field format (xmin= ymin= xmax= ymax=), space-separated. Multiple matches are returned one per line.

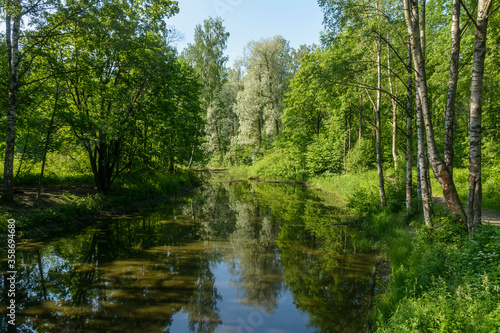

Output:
xmin=1 ymin=179 xmax=378 ymax=332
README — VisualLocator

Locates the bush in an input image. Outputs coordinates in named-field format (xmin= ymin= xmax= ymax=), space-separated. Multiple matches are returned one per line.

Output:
xmin=305 ymin=134 xmax=343 ymax=175
xmin=345 ymin=139 xmax=376 ymax=173
xmin=375 ymin=221 xmax=500 ymax=333
xmin=249 ymin=149 xmax=308 ymax=181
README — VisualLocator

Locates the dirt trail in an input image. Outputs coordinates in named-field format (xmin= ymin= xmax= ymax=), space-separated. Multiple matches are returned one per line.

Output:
xmin=433 ymin=195 xmax=500 ymax=227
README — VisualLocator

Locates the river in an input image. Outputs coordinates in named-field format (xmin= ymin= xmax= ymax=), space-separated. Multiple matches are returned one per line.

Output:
xmin=1 ymin=178 xmax=378 ymax=332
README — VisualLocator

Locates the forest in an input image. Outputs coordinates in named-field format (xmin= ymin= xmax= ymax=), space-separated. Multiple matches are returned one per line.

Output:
xmin=1 ymin=0 xmax=500 ymax=331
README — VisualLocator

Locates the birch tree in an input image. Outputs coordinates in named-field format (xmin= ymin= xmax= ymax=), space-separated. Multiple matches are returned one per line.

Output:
xmin=2 ymin=0 xmax=21 ymax=202
xmin=468 ymin=0 xmax=494 ymax=232
xmin=403 ymin=0 xmax=467 ymax=220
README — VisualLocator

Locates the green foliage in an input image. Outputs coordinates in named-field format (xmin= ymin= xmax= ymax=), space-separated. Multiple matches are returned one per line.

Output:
xmin=431 ymin=166 xmax=500 ymax=212
xmin=310 ymin=170 xmax=379 ymax=204
xmin=377 ymin=275 xmax=500 ymax=333
xmin=483 ymin=165 xmax=500 ymax=211
xmin=459 ymin=225 xmax=500 ymax=285
xmin=345 ymin=139 xmax=376 ymax=174
xmin=305 ymin=134 xmax=343 ymax=175
xmin=0 ymin=211 xmax=14 ymax=234
xmin=248 ymin=149 xmax=308 ymax=181
xmin=375 ymin=222 xmax=500 ymax=333
xmin=346 ymin=185 xmax=380 ymax=214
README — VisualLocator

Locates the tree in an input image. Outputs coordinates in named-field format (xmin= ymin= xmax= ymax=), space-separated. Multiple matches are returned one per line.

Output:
xmin=235 ymin=36 xmax=292 ymax=153
xmin=1 ymin=0 xmax=85 ymax=202
xmin=403 ymin=0 xmax=467 ymax=220
xmin=184 ymin=17 xmax=230 ymax=160
xmin=2 ymin=0 xmax=21 ymax=202
xmin=468 ymin=0 xmax=495 ymax=232
xmin=56 ymin=0 xmax=183 ymax=194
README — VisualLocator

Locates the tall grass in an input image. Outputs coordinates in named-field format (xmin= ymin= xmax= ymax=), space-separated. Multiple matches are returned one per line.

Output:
xmin=430 ymin=166 xmax=500 ymax=212
xmin=309 ymin=170 xmax=380 ymax=204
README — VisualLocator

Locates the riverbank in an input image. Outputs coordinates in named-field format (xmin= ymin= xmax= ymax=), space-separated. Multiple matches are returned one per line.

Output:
xmin=223 ymin=167 xmax=500 ymax=332
xmin=0 ymin=170 xmax=202 ymax=244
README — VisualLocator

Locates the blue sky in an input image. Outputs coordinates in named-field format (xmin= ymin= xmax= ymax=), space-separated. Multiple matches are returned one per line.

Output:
xmin=167 ymin=0 xmax=325 ymax=66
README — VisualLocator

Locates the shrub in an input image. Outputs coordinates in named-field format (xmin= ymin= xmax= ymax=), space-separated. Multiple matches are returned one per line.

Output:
xmin=249 ymin=149 xmax=308 ymax=181
xmin=345 ymin=139 xmax=376 ymax=173
xmin=305 ymin=134 xmax=343 ymax=175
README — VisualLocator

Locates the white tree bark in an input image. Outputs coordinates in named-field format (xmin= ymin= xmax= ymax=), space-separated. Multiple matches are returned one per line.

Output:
xmin=406 ymin=44 xmax=413 ymax=211
xmin=403 ymin=0 xmax=467 ymax=221
xmin=444 ymin=0 xmax=462 ymax=178
xmin=416 ymin=87 xmax=432 ymax=224
xmin=387 ymin=36 xmax=398 ymax=173
xmin=468 ymin=0 xmax=493 ymax=232
xmin=2 ymin=7 xmax=21 ymax=203
xmin=376 ymin=36 xmax=386 ymax=207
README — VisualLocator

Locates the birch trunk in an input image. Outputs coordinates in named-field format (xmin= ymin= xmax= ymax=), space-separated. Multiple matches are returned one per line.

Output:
xmin=444 ymin=0 xmax=462 ymax=178
xmin=2 ymin=10 xmax=21 ymax=203
xmin=468 ymin=0 xmax=492 ymax=232
xmin=416 ymin=87 xmax=432 ymax=224
xmin=387 ymin=37 xmax=398 ymax=173
xmin=376 ymin=37 xmax=386 ymax=207
xmin=403 ymin=0 xmax=467 ymax=221
xmin=406 ymin=44 xmax=413 ymax=211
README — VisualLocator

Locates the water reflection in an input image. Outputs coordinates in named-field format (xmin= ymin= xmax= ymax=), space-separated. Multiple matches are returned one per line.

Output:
xmin=1 ymin=180 xmax=376 ymax=332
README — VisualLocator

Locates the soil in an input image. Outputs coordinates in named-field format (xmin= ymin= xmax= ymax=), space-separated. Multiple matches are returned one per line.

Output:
xmin=7 ymin=185 xmax=98 ymax=211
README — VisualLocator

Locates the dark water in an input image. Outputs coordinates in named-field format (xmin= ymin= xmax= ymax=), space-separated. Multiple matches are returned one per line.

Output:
xmin=1 ymin=180 xmax=378 ymax=332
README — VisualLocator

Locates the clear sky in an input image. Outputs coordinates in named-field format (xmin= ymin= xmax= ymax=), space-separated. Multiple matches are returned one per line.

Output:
xmin=167 ymin=0 xmax=325 ymax=66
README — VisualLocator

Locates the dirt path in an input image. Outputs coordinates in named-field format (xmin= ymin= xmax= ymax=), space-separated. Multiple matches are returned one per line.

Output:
xmin=480 ymin=209 xmax=500 ymax=227
xmin=433 ymin=195 xmax=500 ymax=227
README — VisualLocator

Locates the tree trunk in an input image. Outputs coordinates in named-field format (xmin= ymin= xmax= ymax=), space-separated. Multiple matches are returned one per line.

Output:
xmin=375 ymin=37 xmax=386 ymax=207
xmin=468 ymin=0 xmax=492 ymax=232
xmin=387 ymin=36 xmax=398 ymax=173
xmin=406 ymin=44 xmax=413 ymax=211
xmin=358 ymin=93 xmax=363 ymax=142
xmin=2 ymin=10 xmax=21 ymax=203
xmin=416 ymin=88 xmax=432 ymax=225
xmin=403 ymin=0 xmax=466 ymax=221
xmin=444 ymin=0 xmax=462 ymax=178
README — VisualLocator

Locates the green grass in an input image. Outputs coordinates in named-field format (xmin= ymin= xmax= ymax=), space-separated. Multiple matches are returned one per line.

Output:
xmin=374 ymin=221 xmax=500 ymax=332
xmin=430 ymin=166 xmax=500 ymax=212
xmin=1 ymin=152 xmax=95 ymax=186
xmin=309 ymin=170 xmax=380 ymax=203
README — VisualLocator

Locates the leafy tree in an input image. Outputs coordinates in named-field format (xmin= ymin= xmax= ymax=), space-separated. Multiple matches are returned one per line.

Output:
xmin=184 ymin=17 xmax=230 ymax=162
xmin=55 ymin=0 xmax=184 ymax=193
xmin=235 ymin=36 xmax=292 ymax=155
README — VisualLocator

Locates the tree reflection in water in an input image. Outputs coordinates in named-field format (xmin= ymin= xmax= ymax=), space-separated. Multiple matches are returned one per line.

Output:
xmin=4 ymin=180 xmax=377 ymax=332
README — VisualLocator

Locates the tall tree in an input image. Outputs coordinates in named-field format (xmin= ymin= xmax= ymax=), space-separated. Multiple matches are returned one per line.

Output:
xmin=403 ymin=0 xmax=467 ymax=220
xmin=1 ymin=0 xmax=84 ymax=201
xmin=58 ymin=0 xmax=182 ymax=194
xmin=468 ymin=0 xmax=494 ymax=232
xmin=444 ymin=0 xmax=462 ymax=178
xmin=184 ymin=17 xmax=230 ymax=159
xmin=236 ymin=36 xmax=292 ymax=152
xmin=2 ymin=0 xmax=21 ymax=202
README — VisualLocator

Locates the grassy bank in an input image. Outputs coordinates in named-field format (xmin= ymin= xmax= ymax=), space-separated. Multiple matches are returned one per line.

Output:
xmin=1 ymin=168 xmax=202 ymax=240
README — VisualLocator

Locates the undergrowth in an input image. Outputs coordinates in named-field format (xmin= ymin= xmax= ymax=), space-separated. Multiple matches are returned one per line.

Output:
xmin=310 ymin=169 xmax=500 ymax=332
